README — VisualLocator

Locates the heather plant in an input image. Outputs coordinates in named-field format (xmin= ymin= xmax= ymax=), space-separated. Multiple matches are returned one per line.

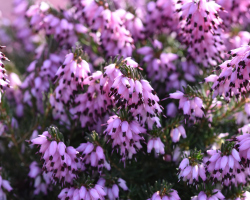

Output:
xmin=1 ymin=0 xmax=250 ymax=199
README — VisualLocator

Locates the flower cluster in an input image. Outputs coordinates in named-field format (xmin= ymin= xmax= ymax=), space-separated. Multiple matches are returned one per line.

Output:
xmin=58 ymin=184 xmax=106 ymax=200
xmin=168 ymin=91 xmax=205 ymax=119
xmin=178 ymin=151 xmax=206 ymax=185
xmin=54 ymin=51 xmax=90 ymax=104
xmin=28 ymin=161 xmax=52 ymax=195
xmin=137 ymin=40 xmax=178 ymax=82
xmin=104 ymin=114 xmax=146 ymax=160
xmin=82 ymin=0 xmax=134 ymax=57
xmin=26 ymin=2 xmax=84 ymax=47
xmin=176 ymin=0 xmax=226 ymax=67
xmin=147 ymin=137 xmax=165 ymax=155
xmin=144 ymin=0 xmax=177 ymax=36
xmin=70 ymin=71 xmax=112 ymax=128
xmin=235 ymin=127 xmax=250 ymax=167
xmin=102 ymin=58 xmax=162 ymax=129
xmin=216 ymin=0 xmax=250 ymax=27
xmin=208 ymin=45 xmax=250 ymax=101
xmin=205 ymin=147 xmax=248 ymax=186
xmin=97 ymin=177 xmax=128 ymax=200
xmin=76 ymin=142 xmax=110 ymax=172
xmin=30 ymin=127 xmax=80 ymax=185
xmin=3 ymin=0 xmax=250 ymax=199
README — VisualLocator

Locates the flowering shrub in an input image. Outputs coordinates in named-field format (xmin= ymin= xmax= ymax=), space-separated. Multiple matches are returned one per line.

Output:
xmin=1 ymin=0 xmax=250 ymax=199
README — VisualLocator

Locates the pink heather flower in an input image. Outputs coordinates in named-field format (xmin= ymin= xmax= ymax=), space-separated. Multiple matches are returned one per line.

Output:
xmin=176 ymin=0 xmax=226 ymax=67
xmin=117 ymin=178 xmax=128 ymax=191
xmin=26 ymin=2 xmax=50 ymax=32
xmin=166 ymin=103 xmax=177 ymax=118
xmin=181 ymin=61 xmax=200 ymax=83
xmin=81 ymin=0 xmax=107 ymax=30
xmin=115 ymin=9 xmax=144 ymax=41
xmin=28 ymin=161 xmax=52 ymax=195
xmin=82 ymin=1 xmax=134 ymax=57
xmin=97 ymin=178 xmax=127 ymax=200
xmin=205 ymin=148 xmax=246 ymax=186
xmin=0 ymin=173 xmax=13 ymax=199
xmin=58 ymin=184 xmax=106 ymax=200
xmin=234 ymin=103 xmax=250 ymax=125
xmin=170 ymin=125 xmax=186 ymax=143
xmin=191 ymin=190 xmax=224 ymax=200
xmin=49 ymin=94 xmax=70 ymax=126
xmin=238 ymin=124 xmax=250 ymax=135
xmin=172 ymin=146 xmax=182 ymax=163
xmin=147 ymin=137 xmax=165 ymax=155
xmin=0 ymin=46 xmax=10 ymax=100
xmin=100 ymin=10 xmax=134 ymax=57
xmin=216 ymin=0 xmax=250 ymax=27
xmin=102 ymin=58 xmax=162 ymax=129
xmin=137 ymin=40 xmax=178 ymax=83
xmin=76 ymin=142 xmax=110 ymax=172
xmin=13 ymin=0 xmax=35 ymax=52
xmin=224 ymin=31 xmax=250 ymax=51
xmin=40 ymin=53 xmax=65 ymax=80
xmin=21 ymin=51 xmax=66 ymax=114
xmin=234 ymin=126 xmax=250 ymax=166
xmin=104 ymin=115 xmax=146 ymax=160
xmin=28 ymin=161 xmax=41 ymax=178
xmin=178 ymin=158 xmax=206 ymax=184
xmin=5 ymin=72 xmax=23 ymax=117
xmin=145 ymin=0 xmax=178 ymax=36
xmin=168 ymin=91 xmax=205 ymax=119
xmin=70 ymin=71 xmax=112 ymax=128
xmin=30 ymin=130 xmax=80 ymax=185
xmin=26 ymin=2 xmax=80 ymax=46
xmin=53 ymin=52 xmax=90 ymax=104
xmin=208 ymin=45 xmax=250 ymax=101
xmin=148 ymin=189 xmax=181 ymax=200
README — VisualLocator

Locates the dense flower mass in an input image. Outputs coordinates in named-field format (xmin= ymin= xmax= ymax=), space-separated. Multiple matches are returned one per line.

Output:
xmin=54 ymin=52 xmax=90 ymax=104
xmin=137 ymin=40 xmax=178 ymax=85
xmin=101 ymin=58 xmax=162 ymax=129
xmin=30 ymin=128 xmax=80 ymax=185
xmin=144 ymin=0 xmax=177 ymax=36
xmin=235 ymin=126 xmax=250 ymax=167
xmin=208 ymin=45 xmax=250 ymax=101
xmin=70 ymin=71 xmax=112 ymax=128
xmin=104 ymin=114 xmax=146 ymax=160
xmin=176 ymin=0 xmax=226 ymax=67
xmin=2 ymin=0 xmax=250 ymax=199
xmin=216 ymin=0 xmax=250 ymax=27
xmin=205 ymin=147 xmax=249 ymax=186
